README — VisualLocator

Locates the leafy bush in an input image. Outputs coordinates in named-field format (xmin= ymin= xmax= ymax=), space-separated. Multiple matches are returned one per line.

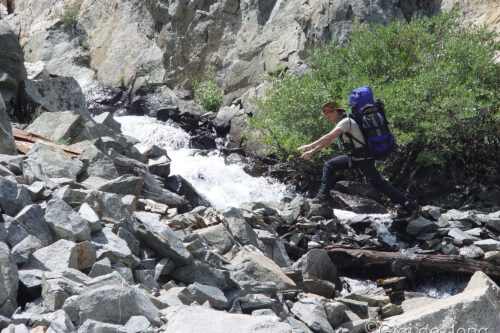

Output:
xmin=60 ymin=2 xmax=80 ymax=27
xmin=249 ymin=12 xmax=500 ymax=171
xmin=192 ymin=73 xmax=223 ymax=112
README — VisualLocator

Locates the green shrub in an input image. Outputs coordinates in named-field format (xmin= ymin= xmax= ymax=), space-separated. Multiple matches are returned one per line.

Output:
xmin=60 ymin=2 xmax=80 ymax=27
xmin=249 ymin=11 xmax=500 ymax=169
xmin=192 ymin=72 xmax=223 ymax=112
xmin=119 ymin=76 xmax=125 ymax=88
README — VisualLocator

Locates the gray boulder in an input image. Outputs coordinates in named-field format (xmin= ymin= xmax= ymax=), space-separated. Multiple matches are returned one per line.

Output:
xmin=82 ymin=174 xmax=143 ymax=197
xmin=44 ymin=197 xmax=91 ymax=242
xmin=78 ymin=320 xmax=129 ymax=333
xmin=148 ymin=155 xmax=171 ymax=179
xmin=0 ymin=93 xmax=16 ymax=155
xmin=11 ymin=235 xmax=44 ymax=264
xmin=77 ymin=144 xmax=120 ymax=180
xmin=78 ymin=203 xmax=102 ymax=233
xmin=28 ymin=239 xmax=80 ymax=271
xmin=133 ymin=211 xmax=192 ymax=265
xmin=195 ymin=223 xmax=234 ymax=254
xmin=291 ymin=297 xmax=333 ymax=333
xmin=231 ymin=249 xmax=296 ymax=290
xmin=32 ymin=309 xmax=76 ymax=332
xmin=91 ymin=227 xmax=139 ymax=268
xmin=93 ymin=112 xmax=121 ymax=132
xmin=0 ymin=176 xmax=32 ymax=216
xmin=0 ymin=242 xmax=18 ymax=317
xmin=25 ymin=111 xmax=89 ymax=144
xmin=161 ymin=306 xmax=293 ymax=332
xmin=41 ymin=272 xmax=83 ymax=311
xmin=0 ymin=20 xmax=27 ymax=111
xmin=406 ymin=217 xmax=439 ymax=236
xmin=124 ymin=316 xmax=152 ymax=333
xmin=63 ymin=285 xmax=161 ymax=326
xmin=292 ymin=249 xmax=341 ymax=290
xmin=22 ymin=142 xmax=84 ymax=182
xmin=187 ymin=282 xmax=230 ymax=310
xmin=382 ymin=271 xmax=500 ymax=331
xmin=224 ymin=207 xmax=262 ymax=248
xmin=12 ymin=204 xmax=52 ymax=246
xmin=170 ymin=260 xmax=230 ymax=291
xmin=19 ymin=77 xmax=91 ymax=120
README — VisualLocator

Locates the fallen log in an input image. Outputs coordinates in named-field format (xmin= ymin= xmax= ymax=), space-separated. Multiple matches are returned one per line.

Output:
xmin=327 ymin=247 xmax=500 ymax=280
xmin=13 ymin=128 xmax=82 ymax=157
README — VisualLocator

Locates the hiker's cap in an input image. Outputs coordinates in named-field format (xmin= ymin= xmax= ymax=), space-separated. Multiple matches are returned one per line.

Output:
xmin=322 ymin=101 xmax=345 ymax=114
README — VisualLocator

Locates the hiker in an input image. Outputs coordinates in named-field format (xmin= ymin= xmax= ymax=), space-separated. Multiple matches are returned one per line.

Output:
xmin=297 ymin=87 xmax=420 ymax=218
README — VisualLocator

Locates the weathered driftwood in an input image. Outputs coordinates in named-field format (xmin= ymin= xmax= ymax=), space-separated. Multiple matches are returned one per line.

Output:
xmin=113 ymin=155 xmax=188 ymax=211
xmin=13 ymin=128 xmax=82 ymax=157
xmin=328 ymin=247 xmax=500 ymax=279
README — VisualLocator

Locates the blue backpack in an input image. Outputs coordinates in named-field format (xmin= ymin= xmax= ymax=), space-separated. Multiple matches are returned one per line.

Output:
xmin=346 ymin=87 xmax=394 ymax=160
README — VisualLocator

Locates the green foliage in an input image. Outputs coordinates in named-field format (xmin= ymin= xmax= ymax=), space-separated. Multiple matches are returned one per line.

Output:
xmin=80 ymin=40 xmax=89 ymax=50
xmin=192 ymin=71 xmax=223 ymax=112
xmin=119 ymin=76 xmax=125 ymax=88
xmin=249 ymin=12 xmax=500 ymax=169
xmin=57 ymin=139 xmax=70 ymax=145
xmin=266 ymin=63 xmax=288 ymax=79
xmin=60 ymin=2 xmax=80 ymax=27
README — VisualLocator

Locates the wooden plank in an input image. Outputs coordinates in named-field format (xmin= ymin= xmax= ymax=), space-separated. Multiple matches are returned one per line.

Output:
xmin=12 ymin=128 xmax=82 ymax=157
xmin=327 ymin=247 xmax=500 ymax=279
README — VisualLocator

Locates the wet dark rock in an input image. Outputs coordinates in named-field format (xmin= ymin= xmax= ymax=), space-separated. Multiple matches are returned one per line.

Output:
xmin=330 ymin=190 xmax=387 ymax=214
xmin=189 ymin=132 xmax=216 ymax=150
xmin=405 ymin=217 xmax=438 ymax=236
xmin=164 ymin=175 xmax=211 ymax=208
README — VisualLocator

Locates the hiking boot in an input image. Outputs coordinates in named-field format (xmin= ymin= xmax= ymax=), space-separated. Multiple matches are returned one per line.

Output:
xmin=312 ymin=194 xmax=330 ymax=207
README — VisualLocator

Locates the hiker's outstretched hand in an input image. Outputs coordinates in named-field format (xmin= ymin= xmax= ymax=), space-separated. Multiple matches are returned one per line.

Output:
xmin=298 ymin=144 xmax=312 ymax=152
xmin=301 ymin=150 xmax=314 ymax=159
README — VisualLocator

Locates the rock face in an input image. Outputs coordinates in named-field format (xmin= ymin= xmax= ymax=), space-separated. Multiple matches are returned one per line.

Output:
xmin=0 ymin=242 xmax=18 ymax=317
xmin=0 ymin=20 xmax=27 ymax=111
xmin=382 ymin=271 xmax=500 ymax=332
xmin=0 ymin=93 xmax=16 ymax=155
xmin=162 ymin=306 xmax=293 ymax=333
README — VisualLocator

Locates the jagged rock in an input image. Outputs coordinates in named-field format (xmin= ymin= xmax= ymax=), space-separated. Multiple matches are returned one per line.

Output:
xmin=41 ymin=272 xmax=83 ymax=311
xmin=447 ymin=228 xmax=477 ymax=245
xmin=116 ymin=227 xmax=140 ymax=256
xmin=28 ymin=239 xmax=80 ymax=271
xmin=154 ymin=258 xmax=175 ymax=280
xmin=0 ymin=242 xmax=18 ymax=317
xmin=486 ymin=217 xmax=500 ymax=233
xmin=124 ymin=316 xmax=152 ymax=333
xmin=382 ymin=271 xmax=500 ymax=331
xmin=279 ymin=196 xmax=306 ymax=224
xmin=0 ymin=20 xmax=27 ymax=111
xmin=77 ymin=319 xmax=128 ymax=333
xmin=78 ymin=203 xmax=102 ymax=233
xmin=77 ymin=144 xmax=120 ymax=180
xmin=93 ymin=112 xmax=121 ymax=132
xmin=148 ymin=155 xmax=171 ymax=179
xmin=298 ymin=279 xmax=337 ymax=298
xmin=25 ymin=111 xmax=89 ymax=144
xmin=12 ymin=204 xmax=52 ymax=246
xmin=82 ymin=190 xmax=133 ymax=222
xmin=459 ymin=245 xmax=484 ymax=259
xmin=0 ymin=176 xmax=32 ymax=216
xmin=22 ymin=142 xmax=84 ymax=183
xmin=91 ymin=227 xmax=140 ymax=268
xmin=0 ymin=94 xmax=16 ymax=155
xmin=19 ymin=77 xmax=91 ymax=121
xmin=329 ymin=190 xmax=387 ymax=214
xmin=89 ymin=258 xmax=113 ymax=278
xmin=224 ymin=207 xmax=262 ymax=248
xmin=195 ymin=224 xmax=234 ymax=254
xmin=187 ymin=282 xmax=229 ymax=310
xmin=164 ymin=175 xmax=211 ymax=208
xmin=337 ymin=298 xmax=369 ymax=319
xmin=18 ymin=269 xmax=43 ymax=299
xmin=231 ymin=249 xmax=296 ymax=290
xmin=82 ymin=175 xmax=143 ymax=197
xmin=212 ymin=105 xmax=240 ymax=135
xmin=24 ymin=61 xmax=49 ymax=80
xmin=323 ymin=301 xmax=347 ymax=328
xmin=0 ymin=315 xmax=11 ymax=330
xmin=45 ymin=197 xmax=91 ymax=242
xmin=153 ymin=286 xmax=195 ymax=308
xmin=63 ymin=284 xmax=162 ymax=326
xmin=291 ymin=297 xmax=333 ymax=333
xmin=292 ymin=249 xmax=341 ymax=290
xmin=473 ymin=239 xmax=500 ymax=251
xmin=170 ymin=260 xmax=230 ymax=291
xmin=232 ymin=293 xmax=285 ymax=317
xmin=11 ymin=235 xmax=44 ymax=264
xmin=161 ymin=306 xmax=293 ymax=332
xmin=380 ymin=303 xmax=403 ymax=318
xmin=406 ymin=217 xmax=439 ymax=236
xmin=133 ymin=211 xmax=192 ymax=265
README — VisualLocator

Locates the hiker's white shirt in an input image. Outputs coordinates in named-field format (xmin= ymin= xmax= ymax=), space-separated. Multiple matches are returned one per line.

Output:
xmin=335 ymin=117 xmax=365 ymax=149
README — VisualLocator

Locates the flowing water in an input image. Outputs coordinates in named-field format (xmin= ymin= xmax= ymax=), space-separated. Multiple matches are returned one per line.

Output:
xmin=116 ymin=116 xmax=294 ymax=209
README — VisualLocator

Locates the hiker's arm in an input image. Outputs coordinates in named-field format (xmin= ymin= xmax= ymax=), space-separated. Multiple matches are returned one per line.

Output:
xmin=299 ymin=128 xmax=343 ymax=159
